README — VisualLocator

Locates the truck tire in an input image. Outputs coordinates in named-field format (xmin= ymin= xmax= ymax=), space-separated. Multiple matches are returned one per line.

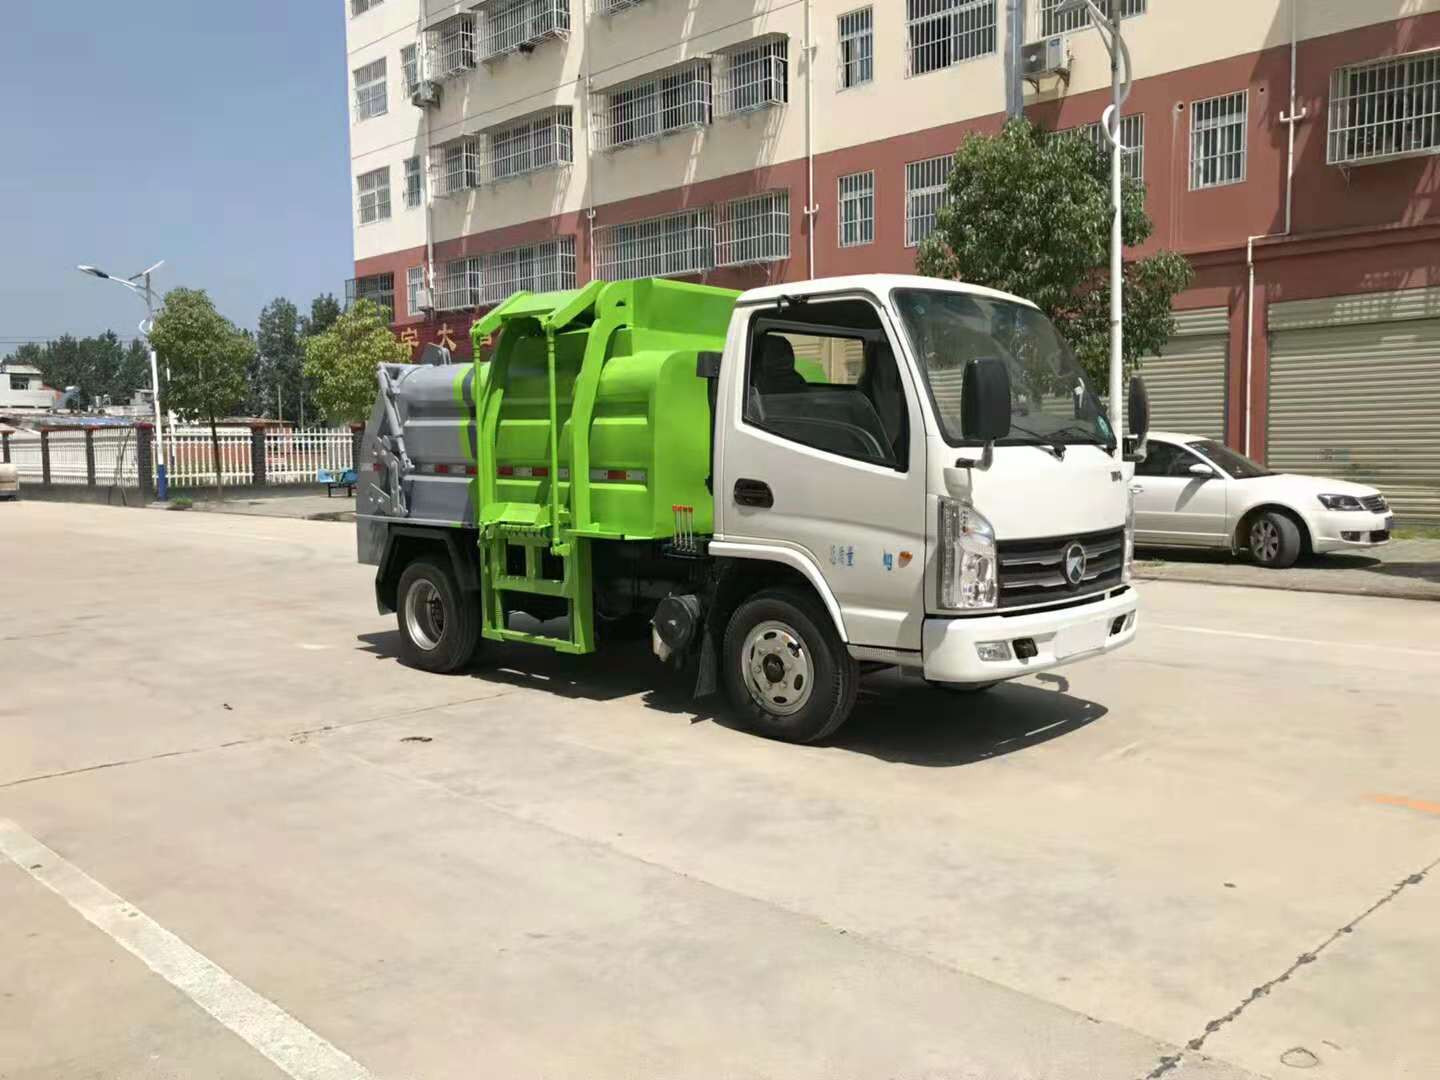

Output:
xmin=722 ymin=587 xmax=859 ymax=744
xmin=1247 ymin=510 xmax=1302 ymax=569
xmin=396 ymin=557 xmax=481 ymax=674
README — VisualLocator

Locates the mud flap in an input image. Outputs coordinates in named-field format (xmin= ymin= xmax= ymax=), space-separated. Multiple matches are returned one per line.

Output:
xmin=691 ymin=624 xmax=719 ymax=698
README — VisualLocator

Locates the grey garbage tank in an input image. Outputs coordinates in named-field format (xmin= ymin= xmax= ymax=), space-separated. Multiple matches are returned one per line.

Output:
xmin=356 ymin=355 xmax=478 ymax=568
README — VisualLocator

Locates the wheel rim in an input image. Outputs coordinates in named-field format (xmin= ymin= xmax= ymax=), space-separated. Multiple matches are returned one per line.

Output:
xmin=403 ymin=579 xmax=446 ymax=651
xmin=741 ymin=620 xmax=814 ymax=717
xmin=1251 ymin=519 xmax=1281 ymax=562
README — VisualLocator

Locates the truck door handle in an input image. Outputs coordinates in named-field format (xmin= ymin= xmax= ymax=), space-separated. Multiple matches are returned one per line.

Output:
xmin=733 ymin=478 xmax=774 ymax=508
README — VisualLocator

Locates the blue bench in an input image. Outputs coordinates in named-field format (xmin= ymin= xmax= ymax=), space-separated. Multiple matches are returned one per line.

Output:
xmin=318 ymin=468 xmax=357 ymax=497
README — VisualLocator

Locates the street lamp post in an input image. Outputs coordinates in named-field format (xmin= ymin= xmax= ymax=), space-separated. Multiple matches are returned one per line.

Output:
xmin=1058 ymin=0 xmax=1133 ymax=447
xmin=77 ymin=261 xmax=168 ymax=499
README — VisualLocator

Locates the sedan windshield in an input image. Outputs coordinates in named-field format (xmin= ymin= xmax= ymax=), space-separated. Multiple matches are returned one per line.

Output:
xmin=1188 ymin=439 xmax=1273 ymax=479
xmin=892 ymin=288 xmax=1113 ymax=449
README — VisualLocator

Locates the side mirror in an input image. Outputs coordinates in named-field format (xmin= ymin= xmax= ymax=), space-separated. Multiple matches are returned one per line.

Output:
xmin=1188 ymin=463 xmax=1215 ymax=478
xmin=962 ymin=356 xmax=1012 ymax=444
xmin=1123 ymin=374 xmax=1151 ymax=462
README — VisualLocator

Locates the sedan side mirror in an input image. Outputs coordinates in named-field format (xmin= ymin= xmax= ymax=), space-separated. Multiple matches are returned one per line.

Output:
xmin=1123 ymin=374 xmax=1151 ymax=462
xmin=1188 ymin=463 xmax=1216 ymax=478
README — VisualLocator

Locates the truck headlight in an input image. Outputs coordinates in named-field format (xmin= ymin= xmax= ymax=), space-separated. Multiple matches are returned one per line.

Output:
xmin=1123 ymin=484 xmax=1136 ymax=583
xmin=1317 ymin=493 xmax=1363 ymax=511
xmin=938 ymin=497 xmax=997 ymax=610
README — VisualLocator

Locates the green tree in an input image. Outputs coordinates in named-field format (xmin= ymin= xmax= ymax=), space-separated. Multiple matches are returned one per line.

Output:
xmin=916 ymin=118 xmax=1193 ymax=388
xmin=149 ymin=288 xmax=255 ymax=498
xmin=256 ymin=297 xmax=306 ymax=421
xmin=113 ymin=339 xmax=153 ymax=406
xmin=303 ymin=298 xmax=409 ymax=423
xmin=301 ymin=293 xmax=342 ymax=338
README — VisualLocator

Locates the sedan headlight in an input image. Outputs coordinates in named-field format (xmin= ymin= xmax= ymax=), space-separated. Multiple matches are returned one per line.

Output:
xmin=1317 ymin=494 xmax=1364 ymax=511
xmin=938 ymin=497 xmax=997 ymax=610
xmin=1123 ymin=484 xmax=1136 ymax=583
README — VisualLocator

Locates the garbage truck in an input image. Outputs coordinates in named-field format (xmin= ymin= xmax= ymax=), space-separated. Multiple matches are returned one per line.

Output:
xmin=356 ymin=274 xmax=1149 ymax=743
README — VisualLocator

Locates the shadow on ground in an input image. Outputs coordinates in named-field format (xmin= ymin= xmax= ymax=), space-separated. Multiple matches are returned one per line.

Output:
xmin=356 ymin=630 xmax=1106 ymax=768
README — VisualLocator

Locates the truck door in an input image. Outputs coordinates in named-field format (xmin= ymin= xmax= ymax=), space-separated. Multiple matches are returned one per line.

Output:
xmin=715 ymin=295 xmax=929 ymax=651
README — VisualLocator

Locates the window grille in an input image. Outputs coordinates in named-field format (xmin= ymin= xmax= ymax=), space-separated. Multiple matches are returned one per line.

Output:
xmin=597 ymin=0 xmax=644 ymax=12
xmin=1055 ymin=113 xmax=1145 ymax=179
xmin=356 ymin=167 xmax=391 ymax=225
xmin=906 ymin=0 xmax=996 ymax=77
xmin=594 ymin=209 xmax=715 ymax=280
xmin=1328 ymin=49 xmax=1440 ymax=166
xmin=904 ymin=155 xmax=950 ymax=246
xmin=346 ymin=273 xmax=395 ymax=320
xmin=717 ymin=191 xmax=790 ymax=266
xmin=431 ymin=136 xmax=482 ymax=197
xmin=407 ymin=266 xmax=426 ymax=314
xmin=597 ymin=61 xmax=711 ymax=150
xmin=426 ymin=14 xmax=476 ymax=80
xmin=435 ymin=239 xmax=577 ymax=310
xmin=838 ymin=8 xmax=874 ymax=90
xmin=488 ymin=109 xmax=574 ymax=181
xmin=353 ymin=59 xmax=388 ymax=121
xmin=838 ymin=171 xmax=875 ymax=247
xmin=401 ymin=45 xmax=420 ymax=96
xmin=351 ymin=0 xmax=382 ymax=16
xmin=403 ymin=157 xmax=425 ymax=208
xmin=478 ymin=0 xmax=570 ymax=61
xmin=1190 ymin=91 xmax=1248 ymax=189
xmin=717 ymin=37 xmax=789 ymax=116
xmin=1037 ymin=0 xmax=1144 ymax=37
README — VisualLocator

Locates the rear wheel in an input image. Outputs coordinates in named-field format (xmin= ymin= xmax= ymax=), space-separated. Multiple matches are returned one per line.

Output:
xmin=396 ymin=558 xmax=481 ymax=673
xmin=722 ymin=588 xmax=858 ymax=744
xmin=1247 ymin=511 xmax=1302 ymax=569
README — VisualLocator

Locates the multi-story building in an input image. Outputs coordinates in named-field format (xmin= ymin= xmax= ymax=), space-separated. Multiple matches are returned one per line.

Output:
xmin=344 ymin=0 xmax=1440 ymax=521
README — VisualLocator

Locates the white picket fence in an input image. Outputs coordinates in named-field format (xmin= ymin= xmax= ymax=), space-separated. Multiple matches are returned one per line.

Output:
xmin=5 ymin=425 xmax=357 ymax=490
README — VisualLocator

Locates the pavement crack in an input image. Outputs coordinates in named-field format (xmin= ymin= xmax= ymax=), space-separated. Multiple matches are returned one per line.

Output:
xmin=1143 ymin=853 xmax=1440 ymax=1079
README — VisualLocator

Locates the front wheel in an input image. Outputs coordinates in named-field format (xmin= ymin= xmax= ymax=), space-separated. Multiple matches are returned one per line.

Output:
xmin=396 ymin=558 xmax=481 ymax=673
xmin=1247 ymin=511 xmax=1302 ymax=569
xmin=722 ymin=587 xmax=858 ymax=744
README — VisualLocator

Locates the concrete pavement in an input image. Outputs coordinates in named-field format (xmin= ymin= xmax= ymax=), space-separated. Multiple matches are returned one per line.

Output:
xmin=2 ymin=502 xmax=1438 ymax=1080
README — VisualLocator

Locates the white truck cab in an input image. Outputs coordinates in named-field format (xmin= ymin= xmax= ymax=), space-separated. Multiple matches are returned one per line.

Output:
xmin=709 ymin=274 xmax=1140 ymax=696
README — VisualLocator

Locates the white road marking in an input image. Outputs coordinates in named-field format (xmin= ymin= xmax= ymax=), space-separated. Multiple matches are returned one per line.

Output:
xmin=1149 ymin=623 xmax=1440 ymax=658
xmin=0 ymin=819 xmax=377 ymax=1080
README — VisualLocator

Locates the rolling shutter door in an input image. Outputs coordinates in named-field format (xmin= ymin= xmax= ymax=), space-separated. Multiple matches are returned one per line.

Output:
xmin=1268 ymin=287 xmax=1440 ymax=525
xmin=1137 ymin=307 xmax=1229 ymax=439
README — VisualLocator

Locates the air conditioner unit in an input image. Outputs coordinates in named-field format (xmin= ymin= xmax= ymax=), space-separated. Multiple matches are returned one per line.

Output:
xmin=414 ymin=287 xmax=434 ymax=312
xmin=1022 ymin=36 xmax=1067 ymax=80
xmin=410 ymin=79 xmax=442 ymax=108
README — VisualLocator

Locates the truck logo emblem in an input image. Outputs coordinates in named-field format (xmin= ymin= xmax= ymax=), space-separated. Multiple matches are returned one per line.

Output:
xmin=1064 ymin=542 xmax=1087 ymax=587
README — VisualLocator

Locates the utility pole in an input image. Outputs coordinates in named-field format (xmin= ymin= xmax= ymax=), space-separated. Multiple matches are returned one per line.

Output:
xmin=1004 ymin=0 xmax=1025 ymax=121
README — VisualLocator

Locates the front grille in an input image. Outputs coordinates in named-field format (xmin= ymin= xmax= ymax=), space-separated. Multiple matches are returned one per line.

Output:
xmin=1361 ymin=494 xmax=1388 ymax=513
xmin=996 ymin=527 xmax=1125 ymax=609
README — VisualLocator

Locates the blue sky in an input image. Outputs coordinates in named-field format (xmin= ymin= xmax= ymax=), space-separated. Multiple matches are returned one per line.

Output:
xmin=0 ymin=2 xmax=354 ymax=352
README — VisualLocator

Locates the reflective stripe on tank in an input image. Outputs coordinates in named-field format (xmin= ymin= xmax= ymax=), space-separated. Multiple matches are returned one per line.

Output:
xmin=589 ymin=469 xmax=648 ymax=483
xmin=496 ymin=465 xmax=571 ymax=479
xmin=415 ymin=463 xmax=479 ymax=476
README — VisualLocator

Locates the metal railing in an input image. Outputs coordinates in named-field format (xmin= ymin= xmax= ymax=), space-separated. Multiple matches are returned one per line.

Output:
xmin=1190 ymin=90 xmax=1248 ymax=190
xmin=1329 ymin=48 xmax=1440 ymax=166
xmin=425 ymin=14 xmax=476 ymax=80
xmin=164 ymin=429 xmax=255 ymax=489
xmin=595 ymin=61 xmax=712 ymax=150
xmin=1029 ymin=0 xmax=1145 ymax=40
xmin=905 ymin=154 xmax=951 ymax=247
xmin=906 ymin=0 xmax=997 ymax=77
xmin=594 ymin=209 xmax=716 ymax=280
xmin=478 ymin=0 xmax=570 ymax=60
xmin=838 ymin=170 xmax=875 ymax=247
xmin=262 ymin=429 xmax=356 ymax=484
xmin=435 ymin=238 xmax=578 ymax=311
xmin=716 ymin=36 xmax=789 ymax=117
xmin=716 ymin=191 xmax=790 ymax=266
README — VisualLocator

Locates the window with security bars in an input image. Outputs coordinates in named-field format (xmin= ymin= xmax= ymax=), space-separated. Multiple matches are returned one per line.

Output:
xmin=1329 ymin=49 xmax=1440 ymax=166
xmin=435 ymin=239 xmax=576 ymax=310
xmin=839 ymin=8 xmax=874 ymax=90
xmin=353 ymin=59 xmax=387 ymax=121
xmin=1190 ymin=91 xmax=1248 ymax=189
xmin=718 ymin=37 xmax=788 ymax=116
xmin=403 ymin=157 xmax=424 ymax=208
xmin=407 ymin=266 xmax=426 ymax=315
xmin=346 ymin=274 xmax=395 ymax=320
xmin=351 ymin=0 xmax=382 ymax=15
xmin=598 ymin=62 xmax=712 ymax=150
xmin=356 ymin=167 xmax=391 ymax=225
xmin=427 ymin=14 xmax=476 ymax=79
xmin=401 ymin=45 xmax=420 ymax=96
xmin=489 ymin=109 xmax=574 ymax=181
xmin=432 ymin=137 xmax=482 ymax=197
xmin=907 ymin=0 xmax=996 ymax=77
xmin=478 ymin=0 xmax=570 ymax=61
xmin=838 ymin=171 xmax=875 ymax=246
xmin=717 ymin=192 xmax=790 ymax=266
xmin=598 ymin=0 xmax=644 ymax=11
xmin=1038 ymin=0 xmax=1144 ymax=37
xmin=1054 ymin=114 xmax=1146 ymax=180
xmin=905 ymin=155 xmax=951 ymax=246
xmin=594 ymin=209 xmax=716 ymax=280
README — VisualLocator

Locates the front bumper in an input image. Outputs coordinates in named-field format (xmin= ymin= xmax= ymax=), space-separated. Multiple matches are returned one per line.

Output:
xmin=922 ymin=588 xmax=1138 ymax=685
xmin=1310 ymin=509 xmax=1393 ymax=552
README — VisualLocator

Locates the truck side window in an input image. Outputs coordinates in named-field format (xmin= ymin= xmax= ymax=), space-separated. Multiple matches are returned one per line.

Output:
xmin=743 ymin=303 xmax=908 ymax=470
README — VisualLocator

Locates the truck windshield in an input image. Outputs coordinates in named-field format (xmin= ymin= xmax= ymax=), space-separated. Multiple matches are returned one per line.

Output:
xmin=892 ymin=288 xmax=1113 ymax=450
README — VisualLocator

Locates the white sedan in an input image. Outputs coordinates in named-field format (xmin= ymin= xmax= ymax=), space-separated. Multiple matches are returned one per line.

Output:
xmin=1132 ymin=432 xmax=1392 ymax=569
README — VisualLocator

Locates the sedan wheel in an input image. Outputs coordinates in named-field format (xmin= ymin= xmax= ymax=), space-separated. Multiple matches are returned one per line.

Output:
xmin=1247 ymin=511 xmax=1302 ymax=569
